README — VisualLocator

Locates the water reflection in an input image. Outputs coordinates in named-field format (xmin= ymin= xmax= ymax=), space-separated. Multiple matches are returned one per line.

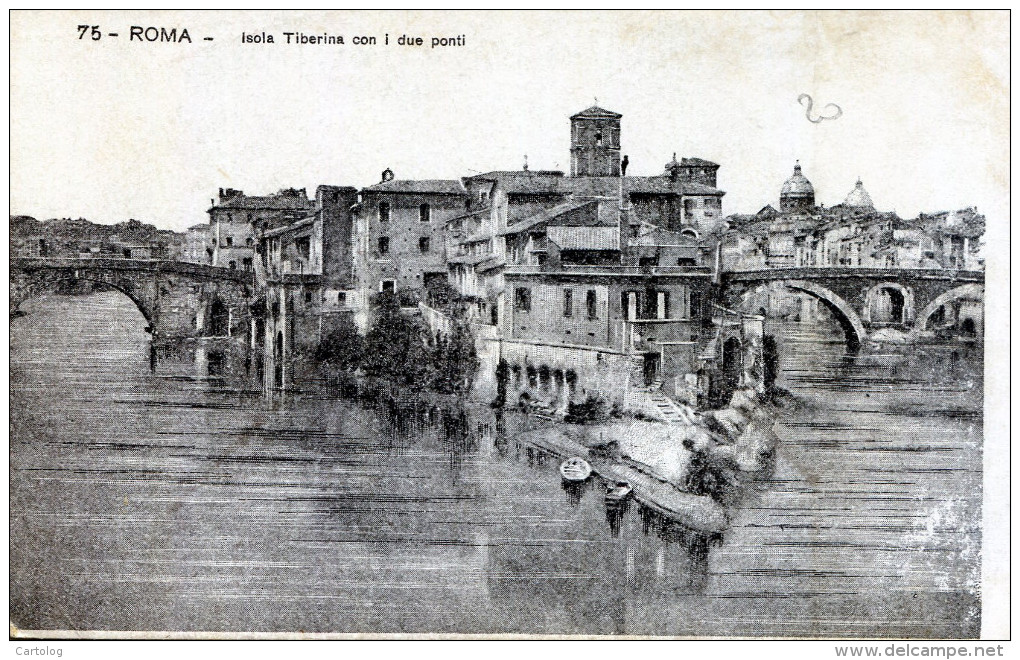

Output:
xmin=10 ymin=293 xmax=983 ymax=637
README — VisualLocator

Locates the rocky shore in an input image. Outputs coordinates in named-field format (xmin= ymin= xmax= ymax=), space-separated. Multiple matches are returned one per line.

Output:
xmin=516 ymin=385 xmax=782 ymax=533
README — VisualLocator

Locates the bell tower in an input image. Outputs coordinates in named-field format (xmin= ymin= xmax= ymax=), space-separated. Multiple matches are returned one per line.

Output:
xmin=570 ymin=105 xmax=622 ymax=177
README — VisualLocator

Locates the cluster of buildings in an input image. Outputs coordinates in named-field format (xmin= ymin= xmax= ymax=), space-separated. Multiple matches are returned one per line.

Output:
xmin=154 ymin=105 xmax=993 ymax=402
xmin=178 ymin=106 xmax=739 ymax=399
xmin=720 ymin=163 xmax=984 ymax=272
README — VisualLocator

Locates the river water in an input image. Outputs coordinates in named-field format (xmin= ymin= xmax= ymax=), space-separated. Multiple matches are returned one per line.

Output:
xmin=10 ymin=292 xmax=982 ymax=637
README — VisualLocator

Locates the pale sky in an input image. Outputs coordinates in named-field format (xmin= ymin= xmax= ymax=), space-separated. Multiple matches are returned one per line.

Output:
xmin=10 ymin=10 xmax=1009 ymax=232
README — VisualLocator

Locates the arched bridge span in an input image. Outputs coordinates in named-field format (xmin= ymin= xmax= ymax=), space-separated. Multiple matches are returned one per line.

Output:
xmin=11 ymin=258 xmax=255 ymax=340
xmin=721 ymin=267 xmax=984 ymax=347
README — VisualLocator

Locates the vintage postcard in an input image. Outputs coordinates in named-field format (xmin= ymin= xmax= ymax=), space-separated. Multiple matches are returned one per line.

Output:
xmin=8 ymin=9 xmax=1009 ymax=648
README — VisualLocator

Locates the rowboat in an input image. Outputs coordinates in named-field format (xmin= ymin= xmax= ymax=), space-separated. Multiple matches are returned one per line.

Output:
xmin=604 ymin=480 xmax=633 ymax=505
xmin=559 ymin=456 xmax=592 ymax=482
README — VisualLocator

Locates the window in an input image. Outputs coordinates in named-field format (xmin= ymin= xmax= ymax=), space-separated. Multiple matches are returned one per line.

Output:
xmin=595 ymin=132 xmax=603 ymax=146
xmin=337 ymin=291 xmax=347 ymax=307
xmin=381 ymin=280 xmax=395 ymax=293
xmin=229 ymin=260 xmax=237 ymax=270
xmin=212 ymin=237 xmax=217 ymax=246
xmin=656 ymin=291 xmax=670 ymax=320
xmin=622 ymin=291 xmax=639 ymax=320
xmin=304 ymin=290 xmax=312 ymax=304
xmin=295 ymin=236 xmax=311 ymax=260
xmin=379 ymin=202 xmax=390 ymax=222
xmin=563 ymin=288 xmax=573 ymax=317
xmin=225 ymin=236 xmax=233 ymax=247
xmin=378 ymin=236 xmax=390 ymax=255
xmin=419 ymin=203 xmax=431 ymax=223
xmin=690 ymin=291 xmax=701 ymax=320
xmin=419 ymin=237 xmax=430 ymax=253
xmin=242 ymin=257 xmax=253 ymax=271
xmin=515 ymin=287 xmax=531 ymax=312
xmin=586 ymin=290 xmax=597 ymax=320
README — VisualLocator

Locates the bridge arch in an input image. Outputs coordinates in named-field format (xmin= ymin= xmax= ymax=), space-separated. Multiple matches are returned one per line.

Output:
xmin=11 ymin=275 xmax=155 ymax=327
xmin=863 ymin=282 xmax=915 ymax=326
xmin=782 ymin=280 xmax=866 ymax=349
xmin=914 ymin=284 xmax=984 ymax=335
xmin=736 ymin=279 xmax=866 ymax=350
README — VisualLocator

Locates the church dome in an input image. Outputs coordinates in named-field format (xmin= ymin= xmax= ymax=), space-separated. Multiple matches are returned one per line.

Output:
xmin=844 ymin=178 xmax=874 ymax=209
xmin=781 ymin=162 xmax=814 ymax=196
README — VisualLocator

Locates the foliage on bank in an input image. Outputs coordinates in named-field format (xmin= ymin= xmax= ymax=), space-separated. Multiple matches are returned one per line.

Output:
xmin=315 ymin=291 xmax=479 ymax=396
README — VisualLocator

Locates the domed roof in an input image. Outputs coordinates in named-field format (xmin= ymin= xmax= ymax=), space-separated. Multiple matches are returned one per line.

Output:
xmin=844 ymin=178 xmax=874 ymax=209
xmin=781 ymin=162 xmax=814 ymax=197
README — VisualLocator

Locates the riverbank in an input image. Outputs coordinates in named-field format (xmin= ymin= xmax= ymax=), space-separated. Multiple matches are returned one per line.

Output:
xmin=514 ymin=385 xmax=782 ymax=535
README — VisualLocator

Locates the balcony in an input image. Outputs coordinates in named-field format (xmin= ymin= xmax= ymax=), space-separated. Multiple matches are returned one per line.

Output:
xmin=616 ymin=318 xmax=698 ymax=353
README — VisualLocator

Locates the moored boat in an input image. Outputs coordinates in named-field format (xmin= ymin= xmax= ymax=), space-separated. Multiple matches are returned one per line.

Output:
xmin=604 ymin=480 xmax=633 ymax=505
xmin=560 ymin=456 xmax=592 ymax=481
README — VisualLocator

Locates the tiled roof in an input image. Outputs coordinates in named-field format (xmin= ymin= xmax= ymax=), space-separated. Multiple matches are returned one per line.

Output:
xmin=361 ymin=179 xmax=466 ymax=195
xmin=476 ymin=256 xmax=505 ymax=273
xmin=444 ymin=207 xmax=490 ymax=226
xmin=681 ymin=157 xmax=719 ymax=168
xmin=213 ymin=195 xmax=315 ymax=211
xmin=262 ymin=214 xmax=316 ymax=238
xmin=548 ymin=226 xmax=620 ymax=250
xmin=499 ymin=201 xmax=597 ymax=236
xmin=469 ymin=171 xmax=724 ymax=197
xmin=570 ymin=105 xmax=622 ymax=119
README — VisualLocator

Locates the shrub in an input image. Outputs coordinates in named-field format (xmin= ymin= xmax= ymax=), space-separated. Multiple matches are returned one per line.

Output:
xmin=564 ymin=395 xmax=612 ymax=425
xmin=314 ymin=314 xmax=363 ymax=372
xmin=683 ymin=449 xmax=743 ymax=503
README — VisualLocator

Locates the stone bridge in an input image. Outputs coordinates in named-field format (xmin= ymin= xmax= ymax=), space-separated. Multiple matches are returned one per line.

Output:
xmin=10 ymin=258 xmax=255 ymax=341
xmin=720 ymin=267 xmax=985 ymax=348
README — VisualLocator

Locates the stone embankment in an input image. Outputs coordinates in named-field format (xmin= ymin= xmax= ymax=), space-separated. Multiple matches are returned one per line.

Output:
xmin=516 ymin=386 xmax=780 ymax=535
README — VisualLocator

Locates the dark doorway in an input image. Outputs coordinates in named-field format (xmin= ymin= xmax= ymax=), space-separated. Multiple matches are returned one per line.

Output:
xmin=274 ymin=331 xmax=284 ymax=388
xmin=960 ymin=317 xmax=977 ymax=337
xmin=721 ymin=336 xmax=742 ymax=397
xmin=763 ymin=335 xmax=779 ymax=390
xmin=643 ymin=352 xmax=660 ymax=385
xmin=209 ymin=298 xmax=229 ymax=337
xmin=888 ymin=289 xmax=905 ymax=324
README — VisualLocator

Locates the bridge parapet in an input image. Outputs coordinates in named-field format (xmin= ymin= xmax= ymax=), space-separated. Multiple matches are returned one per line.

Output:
xmin=11 ymin=257 xmax=255 ymax=285
xmin=722 ymin=267 xmax=984 ymax=283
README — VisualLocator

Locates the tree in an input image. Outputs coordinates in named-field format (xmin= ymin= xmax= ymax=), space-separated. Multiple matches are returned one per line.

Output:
xmin=431 ymin=321 xmax=479 ymax=395
xmin=314 ymin=314 xmax=363 ymax=372
xmin=362 ymin=292 xmax=435 ymax=391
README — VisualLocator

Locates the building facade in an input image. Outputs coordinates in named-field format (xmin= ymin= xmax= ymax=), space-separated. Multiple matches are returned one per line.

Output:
xmin=207 ymin=187 xmax=316 ymax=271
xmin=258 ymin=185 xmax=359 ymax=389
xmin=352 ymin=173 xmax=468 ymax=327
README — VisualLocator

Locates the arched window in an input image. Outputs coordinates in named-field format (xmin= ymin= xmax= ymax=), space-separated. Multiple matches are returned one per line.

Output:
xmin=419 ymin=203 xmax=431 ymax=223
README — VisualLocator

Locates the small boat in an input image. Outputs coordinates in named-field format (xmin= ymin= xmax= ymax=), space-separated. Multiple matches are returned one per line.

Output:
xmin=559 ymin=456 xmax=592 ymax=482
xmin=605 ymin=480 xmax=633 ymax=505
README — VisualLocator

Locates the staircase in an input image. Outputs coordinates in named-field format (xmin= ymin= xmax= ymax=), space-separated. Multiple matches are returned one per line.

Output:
xmin=626 ymin=378 xmax=697 ymax=426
